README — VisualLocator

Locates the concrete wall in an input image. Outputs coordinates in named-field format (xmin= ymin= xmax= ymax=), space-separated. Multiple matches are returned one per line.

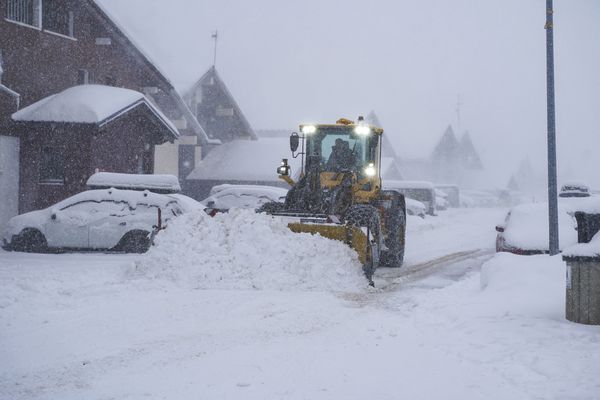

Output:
xmin=154 ymin=135 xmax=200 ymax=178
xmin=0 ymin=135 xmax=19 ymax=231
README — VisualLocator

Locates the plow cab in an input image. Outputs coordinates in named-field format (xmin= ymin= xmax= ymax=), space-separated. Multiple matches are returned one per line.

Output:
xmin=259 ymin=117 xmax=406 ymax=284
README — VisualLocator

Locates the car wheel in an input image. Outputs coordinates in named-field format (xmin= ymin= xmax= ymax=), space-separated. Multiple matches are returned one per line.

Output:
xmin=9 ymin=229 xmax=48 ymax=253
xmin=117 ymin=230 xmax=151 ymax=253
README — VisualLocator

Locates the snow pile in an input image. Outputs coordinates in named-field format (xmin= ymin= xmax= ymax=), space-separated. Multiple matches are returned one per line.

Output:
xmin=480 ymin=252 xmax=565 ymax=319
xmin=132 ymin=209 xmax=366 ymax=291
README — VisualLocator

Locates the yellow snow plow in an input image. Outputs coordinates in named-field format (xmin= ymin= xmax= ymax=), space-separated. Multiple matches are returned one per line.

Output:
xmin=259 ymin=117 xmax=407 ymax=284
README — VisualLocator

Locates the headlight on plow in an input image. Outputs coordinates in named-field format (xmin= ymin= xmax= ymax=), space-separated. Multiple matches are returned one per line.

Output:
xmin=364 ymin=163 xmax=376 ymax=177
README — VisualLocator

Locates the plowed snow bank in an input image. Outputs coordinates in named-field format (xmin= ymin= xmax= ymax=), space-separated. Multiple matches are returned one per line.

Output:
xmin=131 ymin=209 xmax=366 ymax=291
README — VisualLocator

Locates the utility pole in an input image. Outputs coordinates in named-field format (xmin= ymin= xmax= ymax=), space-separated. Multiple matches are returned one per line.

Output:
xmin=212 ymin=30 xmax=218 ymax=67
xmin=545 ymin=0 xmax=559 ymax=255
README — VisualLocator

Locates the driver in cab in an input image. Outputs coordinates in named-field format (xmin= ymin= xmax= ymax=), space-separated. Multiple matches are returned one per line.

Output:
xmin=326 ymin=138 xmax=356 ymax=172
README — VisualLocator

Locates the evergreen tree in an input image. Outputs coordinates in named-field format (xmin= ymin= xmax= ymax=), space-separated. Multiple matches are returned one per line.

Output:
xmin=507 ymin=174 xmax=519 ymax=191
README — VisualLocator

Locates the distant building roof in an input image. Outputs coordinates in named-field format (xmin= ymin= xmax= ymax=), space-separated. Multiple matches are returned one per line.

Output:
xmin=367 ymin=111 xmax=401 ymax=162
xmin=183 ymin=66 xmax=257 ymax=143
xmin=12 ymin=85 xmax=178 ymax=138
xmin=187 ymin=138 xmax=300 ymax=182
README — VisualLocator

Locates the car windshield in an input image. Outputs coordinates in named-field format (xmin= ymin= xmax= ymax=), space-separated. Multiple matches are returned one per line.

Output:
xmin=305 ymin=127 xmax=376 ymax=172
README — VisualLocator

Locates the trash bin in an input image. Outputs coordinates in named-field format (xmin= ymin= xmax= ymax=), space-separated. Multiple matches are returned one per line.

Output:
xmin=574 ymin=211 xmax=600 ymax=243
xmin=563 ymin=211 xmax=600 ymax=325
xmin=563 ymin=255 xmax=600 ymax=325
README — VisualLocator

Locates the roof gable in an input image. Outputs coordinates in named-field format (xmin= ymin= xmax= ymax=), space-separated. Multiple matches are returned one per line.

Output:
xmin=183 ymin=66 xmax=256 ymax=142
xmin=89 ymin=0 xmax=213 ymax=144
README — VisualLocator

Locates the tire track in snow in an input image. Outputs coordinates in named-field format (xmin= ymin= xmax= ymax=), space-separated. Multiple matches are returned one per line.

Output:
xmin=374 ymin=249 xmax=494 ymax=291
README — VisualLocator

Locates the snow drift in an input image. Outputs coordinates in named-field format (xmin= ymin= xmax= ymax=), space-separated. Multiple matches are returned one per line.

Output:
xmin=131 ymin=209 xmax=366 ymax=291
xmin=480 ymin=252 xmax=566 ymax=319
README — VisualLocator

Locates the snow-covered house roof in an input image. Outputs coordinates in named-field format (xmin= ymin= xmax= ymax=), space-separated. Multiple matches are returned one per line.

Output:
xmin=12 ymin=85 xmax=178 ymax=138
xmin=187 ymin=138 xmax=301 ymax=182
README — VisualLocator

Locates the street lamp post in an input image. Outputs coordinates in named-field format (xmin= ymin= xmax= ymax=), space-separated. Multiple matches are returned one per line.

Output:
xmin=546 ymin=0 xmax=559 ymax=255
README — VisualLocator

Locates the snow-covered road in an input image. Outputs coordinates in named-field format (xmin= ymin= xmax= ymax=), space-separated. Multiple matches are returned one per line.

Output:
xmin=1 ymin=208 xmax=599 ymax=399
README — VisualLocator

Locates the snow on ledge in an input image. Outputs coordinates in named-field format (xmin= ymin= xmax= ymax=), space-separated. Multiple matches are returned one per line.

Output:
xmin=563 ymin=231 xmax=600 ymax=258
xmin=12 ymin=85 xmax=178 ymax=137
xmin=87 ymin=172 xmax=181 ymax=193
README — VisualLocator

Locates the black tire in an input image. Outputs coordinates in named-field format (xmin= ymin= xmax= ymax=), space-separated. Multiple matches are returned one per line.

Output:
xmin=380 ymin=191 xmax=407 ymax=268
xmin=8 ymin=229 xmax=48 ymax=253
xmin=116 ymin=230 xmax=151 ymax=253
xmin=344 ymin=205 xmax=383 ymax=283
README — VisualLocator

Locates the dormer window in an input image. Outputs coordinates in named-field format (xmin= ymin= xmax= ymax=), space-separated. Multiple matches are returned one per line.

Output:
xmin=6 ymin=0 xmax=42 ymax=28
xmin=43 ymin=0 xmax=74 ymax=37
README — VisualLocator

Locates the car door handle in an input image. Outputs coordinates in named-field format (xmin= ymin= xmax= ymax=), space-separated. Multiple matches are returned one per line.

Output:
xmin=119 ymin=222 xmax=127 ymax=226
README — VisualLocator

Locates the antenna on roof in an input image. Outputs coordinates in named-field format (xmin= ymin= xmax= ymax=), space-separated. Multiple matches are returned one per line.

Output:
xmin=455 ymin=94 xmax=462 ymax=132
xmin=211 ymin=30 xmax=218 ymax=67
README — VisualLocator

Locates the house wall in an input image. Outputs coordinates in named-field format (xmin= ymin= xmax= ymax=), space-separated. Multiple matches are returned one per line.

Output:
xmin=16 ymin=107 xmax=165 ymax=212
xmin=91 ymin=108 xmax=160 ymax=175
xmin=154 ymin=135 xmax=200 ymax=179
xmin=17 ymin=124 xmax=93 ymax=212
xmin=0 ymin=1 xmax=188 ymax=212
xmin=0 ymin=0 xmax=173 ymax=112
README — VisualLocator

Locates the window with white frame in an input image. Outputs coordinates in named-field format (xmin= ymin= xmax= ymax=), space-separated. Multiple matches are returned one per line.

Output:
xmin=42 ymin=0 xmax=74 ymax=37
xmin=6 ymin=0 xmax=74 ymax=38
xmin=6 ymin=0 xmax=41 ymax=27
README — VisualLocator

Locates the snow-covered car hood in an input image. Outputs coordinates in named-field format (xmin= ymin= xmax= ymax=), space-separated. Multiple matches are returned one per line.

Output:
xmin=3 ymin=209 xmax=49 ymax=241
xmin=405 ymin=198 xmax=427 ymax=217
xmin=202 ymin=185 xmax=288 ymax=210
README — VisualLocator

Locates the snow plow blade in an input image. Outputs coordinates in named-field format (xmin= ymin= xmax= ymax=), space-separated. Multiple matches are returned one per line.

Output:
xmin=287 ymin=222 xmax=369 ymax=265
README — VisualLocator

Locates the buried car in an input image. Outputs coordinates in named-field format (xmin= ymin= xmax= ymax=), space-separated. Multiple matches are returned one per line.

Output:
xmin=202 ymin=184 xmax=288 ymax=210
xmin=2 ymin=188 xmax=197 ymax=253
xmin=405 ymin=198 xmax=427 ymax=218
xmin=383 ymin=180 xmax=436 ymax=216
xmin=495 ymin=202 xmax=578 ymax=254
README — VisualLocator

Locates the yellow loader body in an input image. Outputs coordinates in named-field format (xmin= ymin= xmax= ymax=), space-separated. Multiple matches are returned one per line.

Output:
xmin=287 ymin=222 xmax=369 ymax=265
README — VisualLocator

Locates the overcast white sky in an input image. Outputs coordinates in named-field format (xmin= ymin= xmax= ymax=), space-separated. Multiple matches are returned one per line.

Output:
xmin=98 ymin=0 xmax=600 ymax=188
